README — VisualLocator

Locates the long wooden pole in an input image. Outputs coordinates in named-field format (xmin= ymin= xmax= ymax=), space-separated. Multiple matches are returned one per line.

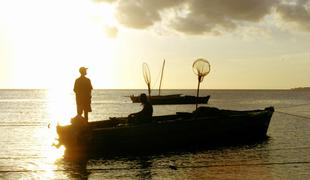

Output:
xmin=196 ymin=77 xmax=201 ymax=110
xmin=147 ymin=83 xmax=151 ymax=97
xmin=158 ymin=59 xmax=165 ymax=96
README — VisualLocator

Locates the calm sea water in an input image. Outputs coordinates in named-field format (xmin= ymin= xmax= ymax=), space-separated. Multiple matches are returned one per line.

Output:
xmin=0 ymin=89 xmax=310 ymax=179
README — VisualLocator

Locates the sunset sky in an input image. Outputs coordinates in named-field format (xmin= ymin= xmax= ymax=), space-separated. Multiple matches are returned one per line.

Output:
xmin=1 ymin=0 xmax=310 ymax=90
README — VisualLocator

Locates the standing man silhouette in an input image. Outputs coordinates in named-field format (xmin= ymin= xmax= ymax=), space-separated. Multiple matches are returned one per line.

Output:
xmin=74 ymin=67 xmax=93 ymax=121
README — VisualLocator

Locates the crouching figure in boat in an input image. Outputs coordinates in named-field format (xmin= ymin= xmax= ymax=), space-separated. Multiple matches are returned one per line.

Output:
xmin=128 ymin=93 xmax=153 ymax=124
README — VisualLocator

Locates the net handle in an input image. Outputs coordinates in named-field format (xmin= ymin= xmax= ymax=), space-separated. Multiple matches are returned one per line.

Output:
xmin=142 ymin=63 xmax=151 ymax=96
xmin=192 ymin=59 xmax=211 ymax=110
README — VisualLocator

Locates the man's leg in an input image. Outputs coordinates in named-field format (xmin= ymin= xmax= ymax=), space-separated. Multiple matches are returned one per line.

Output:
xmin=77 ymin=104 xmax=82 ymax=116
xmin=84 ymin=111 xmax=88 ymax=122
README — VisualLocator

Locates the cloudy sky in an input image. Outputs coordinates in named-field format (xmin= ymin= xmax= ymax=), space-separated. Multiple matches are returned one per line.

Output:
xmin=0 ymin=0 xmax=310 ymax=90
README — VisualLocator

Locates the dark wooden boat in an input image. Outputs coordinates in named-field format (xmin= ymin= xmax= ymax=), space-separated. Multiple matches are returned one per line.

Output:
xmin=56 ymin=106 xmax=274 ymax=155
xmin=129 ymin=94 xmax=210 ymax=105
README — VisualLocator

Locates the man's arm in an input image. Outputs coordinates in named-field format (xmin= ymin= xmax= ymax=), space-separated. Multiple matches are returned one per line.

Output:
xmin=90 ymin=80 xmax=93 ymax=90
xmin=88 ymin=78 xmax=93 ymax=91
xmin=73 ymin=79 xmax=77 ymax=93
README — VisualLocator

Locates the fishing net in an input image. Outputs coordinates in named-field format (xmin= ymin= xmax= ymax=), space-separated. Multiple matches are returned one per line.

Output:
xmin=192 ymin=58 xmax=211 ymax=82
xmin=142 ymin=63 xmax=151 ymax=84
xmin=192 ymin=58 xmax=211 ymax=109
xmin=142 ymin=63 xmax=151 ymax=96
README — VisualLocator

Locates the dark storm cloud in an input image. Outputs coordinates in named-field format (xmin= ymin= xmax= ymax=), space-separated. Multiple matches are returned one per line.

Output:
xmin=99 ymin=0 xmax=310 ymax=34
xmin=277 ymin=0 xmax=310 ymax=31
xmin=115 ymin=0 xmax=186 ymax=29
xmin=172 ymin=0 xmax=278 ymax=34
xmin=113 ymin=0 xmax=278 ymax=34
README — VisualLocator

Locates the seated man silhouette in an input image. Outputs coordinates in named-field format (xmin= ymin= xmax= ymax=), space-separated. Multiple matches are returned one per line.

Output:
xmin=128 ymin=93 xmax=153 ymax=124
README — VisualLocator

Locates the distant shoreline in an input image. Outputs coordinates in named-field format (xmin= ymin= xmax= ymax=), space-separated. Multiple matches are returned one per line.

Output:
xmin=0 ymin=88 xmax=300 ymax=91
xmin=291 ymin=87 xmax=310 ymax=91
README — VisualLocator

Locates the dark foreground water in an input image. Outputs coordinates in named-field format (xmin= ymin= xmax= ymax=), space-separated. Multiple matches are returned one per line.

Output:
xmin=0 ymin=89 xmax=310 ymax=179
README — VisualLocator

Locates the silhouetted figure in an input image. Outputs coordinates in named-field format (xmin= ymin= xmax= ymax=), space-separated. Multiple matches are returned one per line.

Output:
xmin=128 ymin=93 xmax=153 ymax=124
xmin=74 ymin=67 xmax=93 ymax=121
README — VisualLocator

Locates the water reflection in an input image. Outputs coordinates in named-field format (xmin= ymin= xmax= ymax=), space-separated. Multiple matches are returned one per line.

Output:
xmin=132 ymin=157 xmax=153 ymax=179
xmin=62 ymin=158 xmax=90 ymax=180
xmin=42 ymin=141 xmax=274 ymax=179
xmin=36 ymin=89 xmax=67 ymax=160
xmin=31 ymin=126 xmax=65 ymax=179
xmin=47 ymin=88 xmax=75 ymax=126
xmin=26 ymin=89 xmax=75 ymax=178
xmin=44 ymin=89 xmax=74 ymax=169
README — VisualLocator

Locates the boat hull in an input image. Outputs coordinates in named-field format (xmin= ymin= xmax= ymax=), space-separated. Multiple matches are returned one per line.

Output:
xmin=56 ymin=107 xmax=274 ymax=155
xmin=130 ymin=94 xmax=210 ymax=105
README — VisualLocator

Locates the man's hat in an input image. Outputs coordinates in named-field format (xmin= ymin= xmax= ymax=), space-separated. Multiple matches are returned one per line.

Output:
xmin=79 ymin=67 xmax=88 ymax=73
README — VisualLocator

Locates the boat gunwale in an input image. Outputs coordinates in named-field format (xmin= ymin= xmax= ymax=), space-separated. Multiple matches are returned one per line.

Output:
xmin=57 ymin=107 xmax=274 ymax=130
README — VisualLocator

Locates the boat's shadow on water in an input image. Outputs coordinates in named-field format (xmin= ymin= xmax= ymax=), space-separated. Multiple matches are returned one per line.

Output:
xmin=57 ymin=156 xmax=90 ymax=180
xmin=63 ymin=135 xmax=270 ymax=159
xmin=57 ymin=136 xmax=270 ymax=179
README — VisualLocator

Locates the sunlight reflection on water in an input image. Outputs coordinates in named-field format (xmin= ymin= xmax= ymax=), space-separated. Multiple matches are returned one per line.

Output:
xmin=47 ymin=88 xmax=75 ymax=126
xmin=28 ymin=88 xmax=73 ymax=177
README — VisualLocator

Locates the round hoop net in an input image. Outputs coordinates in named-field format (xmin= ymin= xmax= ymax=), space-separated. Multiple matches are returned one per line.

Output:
xmin=192 ymin=58 xmax=211 ymax=82
xmin=142 ymin=63 xmax=151 ymax=85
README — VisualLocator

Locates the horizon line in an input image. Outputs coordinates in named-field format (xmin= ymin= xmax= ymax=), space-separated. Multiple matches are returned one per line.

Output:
xmin=0 ymin=88 xmax=300 ymax=90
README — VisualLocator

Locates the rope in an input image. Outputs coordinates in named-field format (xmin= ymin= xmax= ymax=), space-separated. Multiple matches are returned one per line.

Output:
xmin=276 ymin=102 xmax=310 ymax=109
xmin=275 ymin=111 xmax=310 ymax=120
xmin=273 ymin=102 xmax=310 ymax=120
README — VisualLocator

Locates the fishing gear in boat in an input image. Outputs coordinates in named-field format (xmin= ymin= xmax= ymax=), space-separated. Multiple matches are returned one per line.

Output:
xmin=192 ymin=58 xmax=211 ymax=110
xmin=142 ymin=62 xmax=151 ymax=97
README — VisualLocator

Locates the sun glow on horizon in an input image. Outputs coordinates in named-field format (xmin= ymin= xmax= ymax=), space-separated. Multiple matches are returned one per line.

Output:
xmin=0 ymin=0 xmax=118 ymax=89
